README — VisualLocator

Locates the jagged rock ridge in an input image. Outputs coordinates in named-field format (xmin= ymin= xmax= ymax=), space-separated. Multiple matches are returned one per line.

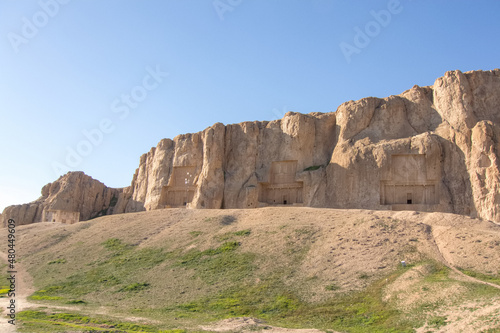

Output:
xmin=2 ymin=172 xmax=122 ymax=226
xmin=3 ymin=69 xmax=500 ymax=226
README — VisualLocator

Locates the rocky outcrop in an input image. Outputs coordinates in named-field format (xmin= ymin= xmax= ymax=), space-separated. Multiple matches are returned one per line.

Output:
xmin=1 ymin=172 xmax=122 ymax=226
xmin=3 ymin=69 xmax=500 ymax=225
xmin=126 ymin=113 xmax=337 ymax=211
xmin=126 ymin=69 xmax=500 ymax=221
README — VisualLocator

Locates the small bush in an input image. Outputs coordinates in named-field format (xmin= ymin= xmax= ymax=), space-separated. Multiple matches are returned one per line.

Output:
xmin=48 ymin=258 xmax=66 ymax=264
xmin=303 ymin=165 xmax=322 ymax=171
xmin=325 ymin=283 xmax=340 ymax=291
xmin=217 ymin=241 xmax=240 ymax=253
xmin=119 ymin=282 xmax=150 ymax=292
xmin=178 ymin=302 xmax=203 ymax=312
xmin=234 ymin=229 xmax=251 ymax=236
xmin=102 ymin=238 xmax=128 ymax=251
xmin=428 ymin=315 xmax=447 ymax=328
xmin=98 ymin=275 xmax=121 ymax=285
xmin=66 ymin=299 xmax=86 ymax=304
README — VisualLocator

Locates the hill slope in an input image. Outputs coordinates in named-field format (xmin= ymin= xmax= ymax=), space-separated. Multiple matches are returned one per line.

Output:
xmin=2 ymin=207 xmax=500 ymax=332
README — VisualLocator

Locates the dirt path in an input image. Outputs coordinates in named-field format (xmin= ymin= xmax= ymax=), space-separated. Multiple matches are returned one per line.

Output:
xmin=0 ymin=252 xmax=331 ymax=333
xmin=0 ymin=251 xmax=37 ymax=332
xmin=199 ymin=317 xmax=333 ymax=333
xmin=429 ymin=223 xmax=500 ymax=291
xmin=0 ymin=251 xmax=161 ymax=332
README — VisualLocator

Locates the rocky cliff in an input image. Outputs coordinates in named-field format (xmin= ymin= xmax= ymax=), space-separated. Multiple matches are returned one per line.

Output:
xmin=1 ymin=172 xmax=122 ymax=226
xmin=3 ymin=69 xmax=500 ymax=225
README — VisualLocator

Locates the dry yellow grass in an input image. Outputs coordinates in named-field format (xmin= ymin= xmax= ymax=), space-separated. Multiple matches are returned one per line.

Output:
xmin=1 ymin=207 xmax=500 ymax=332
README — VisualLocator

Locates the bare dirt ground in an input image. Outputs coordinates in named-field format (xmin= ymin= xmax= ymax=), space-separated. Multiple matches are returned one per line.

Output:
xmin=1 ymin=208 xmax=500 ymax=332
xmin=414 ymin=297 xmax=500 ymax=333
xmin=200 ymin=317 xmax=329 ymax=333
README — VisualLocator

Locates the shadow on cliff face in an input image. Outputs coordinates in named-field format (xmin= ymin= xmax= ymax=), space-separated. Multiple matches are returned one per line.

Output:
xmin=438 ymin=137 xmax=475 ymax=217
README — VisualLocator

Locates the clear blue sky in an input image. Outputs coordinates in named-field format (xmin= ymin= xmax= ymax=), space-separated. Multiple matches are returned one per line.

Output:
xmin=1 ymin=0 xmax=499 ymax=211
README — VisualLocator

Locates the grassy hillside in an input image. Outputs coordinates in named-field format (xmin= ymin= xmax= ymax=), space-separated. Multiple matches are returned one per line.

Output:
xmin=2 ymin=208 xmax=500 ymax=332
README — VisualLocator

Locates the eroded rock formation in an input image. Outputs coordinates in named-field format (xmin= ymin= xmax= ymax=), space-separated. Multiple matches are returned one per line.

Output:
xmin=1 ymin=172 xmax=122 ymax=226
xmin=3 ymin=69 xmax=500 ymax=225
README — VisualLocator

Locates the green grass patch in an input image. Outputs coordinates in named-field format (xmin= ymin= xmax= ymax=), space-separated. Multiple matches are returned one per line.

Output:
xmin=0 ymin=263 xmax=10 ymax=293
xmin=325 ymin=283 xmax=340 ymax=291
xmin=108 ymin=247 xmax=170 ymax=268
xmin=29 ymin=289 xmax=64 ymax=301
xmin=119 ymin=282 xmax=151 ymax=292
xmin=48 ymin=258 xmax=66 ymax=265
xmin=29 ymin=288 xmax=65 ymax=301
xmin=294 ymin=227 xmax=315 ymax=237
xmin=428 ymin=315 xmax=447 ymax=328
xmin=33 ymin=246 xmax=170 ymax=298
xmin=18 ymin=310 xmax=179 ymax=332
xmin=66 ymin=299 xmax=87 ymax=304
xmin=233 ymin=229 xmax=251 ymax=236
xmin=178 ymin=241 xmax=241 ymax=265
xmin=176 ymin=241 xmax=255 ymax=285
xmin=168 ymin=263 xmax=436 ymax=333
xmin=189 ymin=231 xmax=203 ymax=238
xmin=102 ymin=238 xmax=131 ymax=252
xmin=423 ymin=263 xmax=450 ymax=282
xmin=214 ymin=230 xmax=251 ymax=241
xmin=170 ymin=276 xmax=301 ymax=319
xmin=49 ymin=231 xmax=71 ymax=245
xmin=29 ymin=295 xmax=63 ymax=300
xmin=458 ymin=267 xmax=500 ymax=286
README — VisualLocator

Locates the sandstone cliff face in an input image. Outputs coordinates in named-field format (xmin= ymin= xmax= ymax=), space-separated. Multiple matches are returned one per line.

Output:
xmin=328 ymin=70 xmax=500 ymax=220
xmin=3 ymin=69 xmax=500 ymax=225
xmin=1 ymin=172 xmax=122 ymax=226
xmin=126 ymin=69 xmax=500 ymax=221
xmin=125 ymin=112 xmax=336 ymax=211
